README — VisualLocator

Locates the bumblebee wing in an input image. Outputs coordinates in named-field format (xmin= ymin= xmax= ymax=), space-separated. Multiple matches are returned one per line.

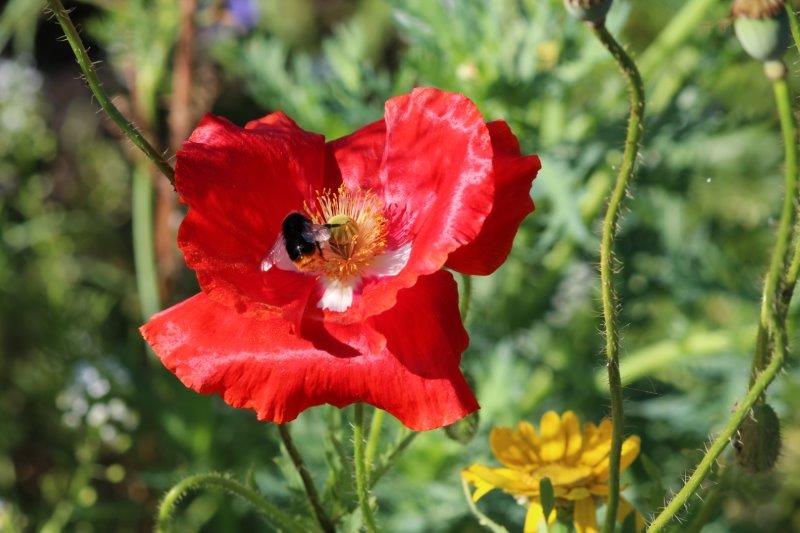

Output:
xmin=260 ymin=235 xmax=297 ymax=272
xmin=302 ymin=224 xmax=332 ymax=243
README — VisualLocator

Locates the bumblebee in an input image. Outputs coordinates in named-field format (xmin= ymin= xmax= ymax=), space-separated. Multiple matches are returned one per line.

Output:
xmin=261 ymin=213 xmax=339 ymax=272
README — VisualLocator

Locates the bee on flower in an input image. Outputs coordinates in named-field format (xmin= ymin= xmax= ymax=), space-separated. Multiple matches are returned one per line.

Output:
xmin=462 ymin=411 xmax=643 ymax=532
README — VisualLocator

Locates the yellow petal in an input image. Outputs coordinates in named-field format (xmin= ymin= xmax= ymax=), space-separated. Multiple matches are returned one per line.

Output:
xmin=462 ymin=464 xmax=535 ymax=498
xmin=518 ymin=421 xmax=542 ymax=454
xmin=562 ymin=411 xmax=583 ymax=462
xmin=593 ymin=435 xmax=642 ymax=481
xmin=580 ymin=419 xmax=612 ymax=466
xmin=574 ymin=497 xmax=598 ymax=533
xmin=539 ymin=411 xmax=566 ymax=462
xmin=616 ymin=497 xmax=645 ymax=531
xmin=534 ymin=463 xmax=593 ymax=487
xmin=491 ymin=426 xmax=540 ymax=468
xmin=524 ymin=501 xmax=556 ymax=533
xmin=564 ymin=487 xmax=592 ymax=500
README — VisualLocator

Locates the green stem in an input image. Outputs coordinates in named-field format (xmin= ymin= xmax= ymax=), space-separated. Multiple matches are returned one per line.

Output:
xmin=750 ymin=72 xmax=799 ymax=383
xmin=157 ymin=472 xmax=304 ymax=533
xmin=132 ymin=164 xmax=160 ymax=319
xmin=45 ymin=0 xmax=175 ymax=184
xmin=459 ymin=274 xmax=473 ymax=322
xmin=590 ymin=22 xmax=646 ymax=533
xmin=647 ymin=325 xmax=787 ymax=532
xmin=364 ymin=409 xmax=385 ymax=475
xmin=460 ymin=476 xmax=508 ymax=533
xmin=277 ymin=424 xmax=335 ymax=533
xmin=369 ymin=431 xmax=418 ymax=488
xmin=353 ymin=404 xmax=378 ymax=532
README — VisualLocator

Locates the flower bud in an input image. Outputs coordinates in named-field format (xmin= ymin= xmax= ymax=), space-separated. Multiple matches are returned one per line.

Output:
xmin=563 ymin=0 xmax=613 ymax=24
xmin=735 ymin=403 xmax=781 ymax=473
xmin=444 ymin=411 xmax=480 ymax=444
xmin=733 ymin=0 xmax=790 ymax=62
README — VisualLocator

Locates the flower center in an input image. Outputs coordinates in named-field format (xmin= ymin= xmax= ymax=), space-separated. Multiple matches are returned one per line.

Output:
xmin=304 ymin=185 xmax=387 ymax=281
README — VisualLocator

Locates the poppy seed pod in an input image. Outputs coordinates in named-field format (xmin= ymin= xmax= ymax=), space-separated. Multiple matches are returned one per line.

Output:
xmin=733 ymin=0 xmax=791 ymax=62
xmin=563 ymin=0 xmax=613 ymax=23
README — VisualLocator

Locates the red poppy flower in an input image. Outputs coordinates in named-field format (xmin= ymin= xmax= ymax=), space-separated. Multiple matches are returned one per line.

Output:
xmin=141 ymin=88 xmax=540 ymax=431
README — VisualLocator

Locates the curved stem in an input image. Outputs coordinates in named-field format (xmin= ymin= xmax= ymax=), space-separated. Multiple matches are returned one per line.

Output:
xmin=369 ymin=431 xmax=418 ymax=488
xmin=157 ymin=472 xmax=304 ymax=533
xmin=460 ymin=476 xmax=509 ymax=533
xmin=353 ymin=404 xmax=378 ymax=532
xmin=277 ymin=424 xmax=335 ymax=533
xmin=589 ymin=22 xmax=646 ymax=533
xmin=750 ymin=73 xmax=799 ymax=382
xmin=649 ymin=64 xmax=798 ymax=533
xmin=647 ymin=325 xmax=787 ymax=532
xmin=45 ymin=0 xmax=175 ymax=184
xmin=364 ymin=409 xmax=385 ymax=475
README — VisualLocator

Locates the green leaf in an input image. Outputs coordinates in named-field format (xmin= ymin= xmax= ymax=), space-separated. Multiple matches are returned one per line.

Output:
xmin=539 ymin=477 xmax=555 ymax=522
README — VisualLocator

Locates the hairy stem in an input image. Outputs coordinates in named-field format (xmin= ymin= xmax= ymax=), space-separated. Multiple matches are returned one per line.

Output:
xmin=353 ymin=404 xmax=378 ymax=532
xmin=649 ymin=63 xmax=798 ymax=533
xmin=647 ymin=326 xmax=787 ymax=532
xmin=750 ymin=73 xmax=799 ymax=383
xmin=459 ymin=274 xmax=473 ymax=322
xmin=277 ymin=424 xmax=335 ymax=533
xmin=45 ymin=0 xmax=174 ymax=183
xmin=590 ymin=22 xmax=646 ymax=533
xmin=157 ymin=472 xmax=304 ymax=533
xmin=787 ymin=2 xmax=800 ymax=53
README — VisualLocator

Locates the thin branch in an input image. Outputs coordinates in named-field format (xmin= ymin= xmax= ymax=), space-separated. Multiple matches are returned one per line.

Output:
xmin=589 ymin=21 xmax=646 ymax=533
xmin=353 ymin=404 xmax=378 ymax=532
xmin=277 ymin=424 xmax=335 ymax=533
xmin=45 ymin=0 xmax=175 ymax=184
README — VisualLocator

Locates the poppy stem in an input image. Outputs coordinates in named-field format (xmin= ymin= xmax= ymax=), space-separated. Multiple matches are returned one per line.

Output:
xmin=588 ymin=21 xmax=645 ymax=533
xmin=648 ymin=62 xmax=798 ymax=533
xmin=132 ymin=163 xmax=161 ymax=320
xmin=459 ymin=274 xmax=473 ymax=322
xmin=364 ymin=408 xmax=385 ymax=476
xmin=277 ymin=424 xmax=336 ymax=533
xmin=156 ymin=472 xmax=304 ymax=533
xmin=353 ymin=403 xmax=379 ymax=532
xmin=44 ymin=0 xmax=175 ymax=185
xmin=786 ymin=1 xmax=800 ymax=53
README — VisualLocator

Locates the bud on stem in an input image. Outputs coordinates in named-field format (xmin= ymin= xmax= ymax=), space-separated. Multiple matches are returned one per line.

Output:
xmin=733 ymin=0 xmax=790 ymax=62
xmin=563 ymin=0 xmax=613 ymax=25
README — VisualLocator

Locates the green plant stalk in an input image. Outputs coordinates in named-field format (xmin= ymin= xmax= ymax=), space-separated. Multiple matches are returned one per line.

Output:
xmin=45 ymin=0 xmax=175 ymax=184
xmin=750 ymin=75 xmax=799 ymax=383
xmin=647 ymin=325 xmax=787 ymax=533
xmin=364 ymin=408 xmax=384 ymax=474
xmin=459 ymin=274 xmax=473 ymax=322
xmin=133 ymin=164 xmax=160 ymax=320
xmin=460 ymin=476 xmax=508 ymax=533
xmin=353 ymin=403 xmax=378 ymax=532
xmin=590 ymin=22 xmax=646 ymax=533
xmin=157 ymin=472 xmax=304 ymax=533
xmin=277 ymin=424 xmax=335 ymax=533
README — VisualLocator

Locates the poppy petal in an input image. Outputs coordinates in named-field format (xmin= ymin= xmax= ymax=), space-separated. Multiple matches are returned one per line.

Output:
xmin=446 ymin=120 xmax=541 ymax=275
xmin=175 ymin=113 xmax=325 ymax=317
xmin=140 ymin=271 xmax=476 ymax=431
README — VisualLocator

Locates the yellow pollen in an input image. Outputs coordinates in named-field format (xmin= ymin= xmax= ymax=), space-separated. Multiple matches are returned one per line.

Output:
xmin=303 ymin=185 xmax=387 ymax=280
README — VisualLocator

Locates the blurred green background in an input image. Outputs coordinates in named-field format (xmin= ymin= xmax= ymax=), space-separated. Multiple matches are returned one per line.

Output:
xmin=1 ymin=0 xmax=799 ymax=531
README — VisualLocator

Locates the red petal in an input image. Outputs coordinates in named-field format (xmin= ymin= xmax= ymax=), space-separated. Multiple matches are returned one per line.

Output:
xmin=322 ymin=88 xmax=495 ymax=323
xmin=140 ymin=271 xmax=477 ymax=430
xmin=446 ymin=120 xmax=541 ymax=275
xmin=176 ymin=113 xmax=324 ymax=317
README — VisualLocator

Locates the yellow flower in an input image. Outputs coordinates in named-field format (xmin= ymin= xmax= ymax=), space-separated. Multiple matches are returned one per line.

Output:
xmin=462 ymin=411 xmax=643 ymax=533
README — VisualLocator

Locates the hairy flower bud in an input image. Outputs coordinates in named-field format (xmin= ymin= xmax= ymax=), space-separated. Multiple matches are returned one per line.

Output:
xmin=733 ymin=0 xmax=790 ymax=62
xmin=563 ymin=0 xmax=613 ymax=24
xmin=735 ymin=403 xmax=781 ymax=473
